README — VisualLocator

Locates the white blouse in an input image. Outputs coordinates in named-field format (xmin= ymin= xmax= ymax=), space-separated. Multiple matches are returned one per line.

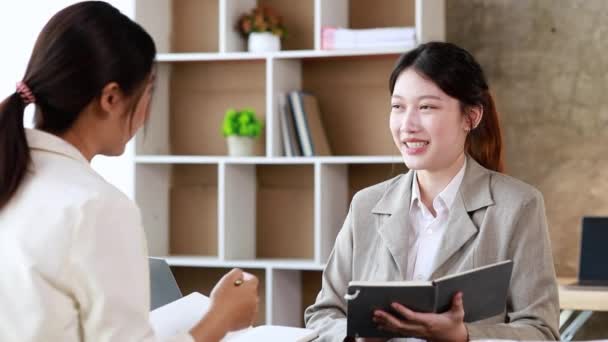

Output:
xmin=406 ymin=159 xmax=467 ymax=282
xmin=0 ymin=129 xmax=193 ymax=342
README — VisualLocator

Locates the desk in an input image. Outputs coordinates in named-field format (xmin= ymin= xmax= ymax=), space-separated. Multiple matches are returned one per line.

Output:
xmin=558 ymin=277 xmax=608 ymax=340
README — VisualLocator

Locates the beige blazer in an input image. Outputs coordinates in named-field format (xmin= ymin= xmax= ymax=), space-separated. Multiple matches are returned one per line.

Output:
xmin=304 ymin=156 xmax=560 ymax=341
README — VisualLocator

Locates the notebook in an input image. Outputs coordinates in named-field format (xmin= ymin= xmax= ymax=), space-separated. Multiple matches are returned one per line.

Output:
xmin=345 ymin=260 xmax=513 ymax=338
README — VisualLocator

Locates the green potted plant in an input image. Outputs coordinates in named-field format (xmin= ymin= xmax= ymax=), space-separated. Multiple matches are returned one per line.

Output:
xmin=237 ymin=5 xmax=286 ymax=53
xmin=222 ymin=108 xmax=263 ymax=156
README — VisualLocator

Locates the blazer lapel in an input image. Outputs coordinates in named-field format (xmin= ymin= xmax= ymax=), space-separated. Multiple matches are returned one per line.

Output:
xmin=430 ymin=156 xmax=495 ymax=278
xmin=372 ymin=171 xmax=414 ymax=280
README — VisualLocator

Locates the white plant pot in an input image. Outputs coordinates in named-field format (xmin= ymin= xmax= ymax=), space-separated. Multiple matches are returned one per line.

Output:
xmin=247 ymin=32 xmax=281 ymax=53
xmin=227 ymin=136 xmax=255 ymax=157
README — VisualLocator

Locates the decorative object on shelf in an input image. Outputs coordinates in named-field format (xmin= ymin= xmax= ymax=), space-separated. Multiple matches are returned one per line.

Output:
xmin=237 ymin=5 xmax=286 ymax=53
xmin=222 ymin=108 xmax=263 ymax=156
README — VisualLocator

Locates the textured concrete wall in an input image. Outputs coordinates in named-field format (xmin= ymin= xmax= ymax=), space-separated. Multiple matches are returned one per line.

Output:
xmin=447 ymin=1 xmax=608 ymax=338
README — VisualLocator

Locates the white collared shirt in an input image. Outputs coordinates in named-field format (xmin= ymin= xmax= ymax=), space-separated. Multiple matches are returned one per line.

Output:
xmin=0 ymin=129 xmax=193 ymax=342
xmin=406 ymin=159 xmax=467 ymax=282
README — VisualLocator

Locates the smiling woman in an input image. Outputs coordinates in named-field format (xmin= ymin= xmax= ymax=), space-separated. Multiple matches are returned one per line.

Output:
xmin=304 ymin=42 xmax=560 ymax=342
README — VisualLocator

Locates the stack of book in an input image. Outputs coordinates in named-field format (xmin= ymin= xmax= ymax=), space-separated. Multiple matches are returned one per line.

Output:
xmin=321 ymin=26 xmax=416 ymax=50
xmin=278 ymin=91 xmax=332 ymax=157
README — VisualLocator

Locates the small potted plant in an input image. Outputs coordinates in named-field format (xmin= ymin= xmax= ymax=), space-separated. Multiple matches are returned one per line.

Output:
xmin=237 ymin=5 xmax=286 ymax=53
xmin=222 ymin=108 xmax=263 ymax=156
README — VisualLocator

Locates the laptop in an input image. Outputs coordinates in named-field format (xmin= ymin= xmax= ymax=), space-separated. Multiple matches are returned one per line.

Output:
xmin=571 ymin=217 xmax=608 ymax=287
xmin=149 ymin=257 xmax=183 ymax=310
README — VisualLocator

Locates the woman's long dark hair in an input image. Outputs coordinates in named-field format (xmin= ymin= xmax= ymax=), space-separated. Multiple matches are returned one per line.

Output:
xmin=389 ymin=42 xmax=504 ymax=173
xmin=0 ymin=1 xmax=156 ymax=210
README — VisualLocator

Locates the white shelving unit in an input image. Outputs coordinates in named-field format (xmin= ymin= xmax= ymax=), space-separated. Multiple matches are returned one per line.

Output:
xmin=133 ymin=0 xmax=444 ymax=328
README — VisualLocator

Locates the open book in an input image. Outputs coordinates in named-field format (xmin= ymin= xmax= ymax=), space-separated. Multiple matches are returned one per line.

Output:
xmin=149 ymin=292 xmax=317 ymax=342
xmin=345 ymin=260 xmax=513 ymax=338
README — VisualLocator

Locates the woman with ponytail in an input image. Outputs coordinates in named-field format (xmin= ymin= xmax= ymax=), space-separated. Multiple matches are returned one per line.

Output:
xmin=0 ymin=2 xmax=258 ymax=342
xmin=305 ymin=42 xmax=559 ymax=341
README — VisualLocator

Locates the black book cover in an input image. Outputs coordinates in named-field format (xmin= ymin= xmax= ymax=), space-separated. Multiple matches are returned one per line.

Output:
xmin=345 ymin=260 xmax=513 ymax=338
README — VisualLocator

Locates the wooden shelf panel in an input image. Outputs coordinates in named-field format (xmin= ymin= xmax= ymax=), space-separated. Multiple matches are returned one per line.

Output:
xmin=349 ymin=0 xmax=415 ymax=29
xmin=171 ymin=266 xmax=266 ymax=325
xmin=256 ymin=165 xmax=315 ymax=259
xmin=135 ymin=0 xmax=220 ymax=53
xmin=155 ymin=48 xmax=412 ymax=62
xmin=163 ymin=256 xmax=325 ymax=270
xmin=172 ymin=0 xmax=219 ymax=52
xmin=170 ymin=165 xmax=219 ymax=256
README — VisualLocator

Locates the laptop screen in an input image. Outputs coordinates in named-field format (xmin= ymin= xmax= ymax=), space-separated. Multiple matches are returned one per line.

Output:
xmin=579 ymin=217 xmax=608 ymax=282
xmin=149 ymin=258 xmax=183 ymax=310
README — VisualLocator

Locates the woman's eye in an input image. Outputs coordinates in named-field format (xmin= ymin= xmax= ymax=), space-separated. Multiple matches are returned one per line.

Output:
xmin=391 ymin=104 xmax=401 ymax=109
xmin=420 ymin=105 xmax=435 ymax=110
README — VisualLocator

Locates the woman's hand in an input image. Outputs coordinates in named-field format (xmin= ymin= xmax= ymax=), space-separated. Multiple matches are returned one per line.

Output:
xmin=373 ymin=292 xmax=468 ymax=342
xmin=190 ymin=268 xmax=259 ymax=342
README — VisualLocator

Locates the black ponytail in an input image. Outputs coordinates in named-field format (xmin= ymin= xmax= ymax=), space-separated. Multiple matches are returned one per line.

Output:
xmin=0 ymin=94 xmax=29 ymax=209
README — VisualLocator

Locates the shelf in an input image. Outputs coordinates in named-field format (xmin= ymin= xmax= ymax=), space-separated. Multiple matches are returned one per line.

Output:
xmin=132 ymin=0 xmax=445 ymax=331
xmin=135 ymin=155 xmax=403 ymax=164
xmin=163 ymin=256 xmax=325 ymax=270
xmin=155 ymin=47 xmax=413 ymax=62
xmin=171 ymin=266 xmax=267 ymax=325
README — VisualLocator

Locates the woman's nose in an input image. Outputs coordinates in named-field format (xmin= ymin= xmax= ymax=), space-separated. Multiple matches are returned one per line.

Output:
xmin=401 ymin=109 xmax=419 ymax=133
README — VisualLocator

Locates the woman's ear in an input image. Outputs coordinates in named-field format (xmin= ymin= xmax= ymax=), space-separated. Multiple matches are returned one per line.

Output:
xmin=465 ymin=105 xmax=483 ymax=131
xmin=98 ymin=82 xmax=126 ymax=118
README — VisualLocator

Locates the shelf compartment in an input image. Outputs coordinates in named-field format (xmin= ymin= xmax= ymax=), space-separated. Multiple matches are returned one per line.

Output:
xmin=256 ymin=165 xmax=315 ymax=259
xmin=171 ymin=60 xmax=266 ymax=156
xmin=135 ymin=0 xmax=220 ymax=53
xmin=223 ymin=164 xmax=315 ymax=260
xmin=270 ymin=269 xmax=323 ymax=327
xmin=302 ymin=55 xmax=400 ymax=156
xmin=223 ymin=0 xmax=315 ymax=53
xmin=136 ymin=164 xmax=219 ymax=257
xmin=171 ymin=266 xmax=267 ymax=325
xmin=269 ymin=54 xmax=401 ymax=156
xmin=137 ymin=60 xmax=267 ymax=156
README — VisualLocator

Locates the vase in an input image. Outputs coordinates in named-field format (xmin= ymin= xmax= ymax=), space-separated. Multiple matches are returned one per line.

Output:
xmin=227 ymin=136 xmax=255 ymax=156
xmin=247 ymin=32 xmax=281 ymax=53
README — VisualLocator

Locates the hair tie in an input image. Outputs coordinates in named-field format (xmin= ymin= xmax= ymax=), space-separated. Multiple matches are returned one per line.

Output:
xmin=16 ymin=81 xmax=36 ymax=105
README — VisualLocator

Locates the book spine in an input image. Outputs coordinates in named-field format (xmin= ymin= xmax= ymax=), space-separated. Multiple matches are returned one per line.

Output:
xmin=289 ymin=91 xmax=313 ymax=156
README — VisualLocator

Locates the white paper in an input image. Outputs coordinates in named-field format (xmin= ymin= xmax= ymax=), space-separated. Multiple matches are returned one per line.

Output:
xmin=149 ymin=292 xmax=318 ymax=342
xmin=149 ymin=292 xmax=211 ymax=339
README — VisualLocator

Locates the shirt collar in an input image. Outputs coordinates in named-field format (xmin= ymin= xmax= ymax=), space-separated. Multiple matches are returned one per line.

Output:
xmin=410 ymin=158 xmax=467 ymax=214
xmin=26 ymin=128 xmax=89 ymax=165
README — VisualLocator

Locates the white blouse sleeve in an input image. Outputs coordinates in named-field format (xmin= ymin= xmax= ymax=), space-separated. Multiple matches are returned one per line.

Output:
xmin=66 ymin=191 xmax=194 ymax=342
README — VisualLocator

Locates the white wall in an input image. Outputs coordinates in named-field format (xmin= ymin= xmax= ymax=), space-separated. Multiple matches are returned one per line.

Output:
xmin=0 ymin=0 xmax=136 ymax=198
